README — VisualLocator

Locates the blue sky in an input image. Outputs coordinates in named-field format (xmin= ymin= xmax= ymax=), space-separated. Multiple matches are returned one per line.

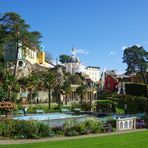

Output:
xmin=1 ymin=0 xmax=148 ymax=73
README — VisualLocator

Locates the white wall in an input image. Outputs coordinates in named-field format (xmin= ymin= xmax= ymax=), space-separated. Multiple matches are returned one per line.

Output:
xmin=85 ymin=68 xmax=101 ymax=83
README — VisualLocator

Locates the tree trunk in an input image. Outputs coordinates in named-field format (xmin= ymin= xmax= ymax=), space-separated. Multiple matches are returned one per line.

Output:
xmin=80 ymin=95 xmax=83 ymax=104
xmin=14 ymin=38 xmax=19 ymax=77
xmin=140 ymin=70 xmax=146 ymax=84
xmin=65 ymin=95 xmax=67 ymax=105
xmin=48 ymin=89 xmax=51 ymax=109
xmin=58 ymin=92 xmax=62 ymax=109
xmin=30 ymin=91 xmax=32 ymax=105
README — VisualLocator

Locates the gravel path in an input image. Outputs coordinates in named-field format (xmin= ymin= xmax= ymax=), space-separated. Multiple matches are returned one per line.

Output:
xmin=0 ymin=129 xmax=147 ymax=145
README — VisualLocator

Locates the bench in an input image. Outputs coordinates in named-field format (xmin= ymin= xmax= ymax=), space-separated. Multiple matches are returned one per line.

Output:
xmin=36 ymin=109 xmax=44 ymax=114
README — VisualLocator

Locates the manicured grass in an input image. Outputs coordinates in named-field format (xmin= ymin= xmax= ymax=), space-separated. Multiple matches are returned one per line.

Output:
xmin=1 ymin=131 xmax=148 ymax=148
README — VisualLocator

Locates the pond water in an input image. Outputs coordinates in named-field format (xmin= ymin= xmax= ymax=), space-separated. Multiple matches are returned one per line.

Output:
xmin=13 ymin=113 xmax=85 ymax=127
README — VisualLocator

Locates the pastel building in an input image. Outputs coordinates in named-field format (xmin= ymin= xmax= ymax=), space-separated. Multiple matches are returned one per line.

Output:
xmin=4 ymin=42 xmax=54 ymax=69
xmin=85 ymin=67 xmax=101 ymax=83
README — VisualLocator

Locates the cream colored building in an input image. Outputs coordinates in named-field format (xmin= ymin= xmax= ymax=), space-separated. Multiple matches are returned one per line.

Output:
xmin=4 ymin=41 xmax=54 ymax=69
xmin=85 ymin=67 xmax=101 ymax=83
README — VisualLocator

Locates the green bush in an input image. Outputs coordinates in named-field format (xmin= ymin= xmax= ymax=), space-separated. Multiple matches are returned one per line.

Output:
xmin=84 ymin=119 xmax=102 ymax=133
xmin=74 ymin=123 xmax=86 ymax=134
xmin=113 ymin=95 xmax=148 ymax=114
xmin=70 ymin=102 xmax=81 ymax=111
xmin=0 ymin=119 xmax=14 ymax=138
xmin=52 ymin=127 xmax=64 ymax=136
xmin=64 ymin=127 xmax=79 ymax=136
xmin=63 ymin=118 xmax=102 ymax=136
xmin=144 ymin=114 xmax=148 ymax=128
xmin=0 ymin=119 xmax=53 ymax=139
xmin=125 ymin=83 xmax=147 ymax=97
xmin=81 ymin=101 xmax=91 ymax=111
xmin=94 ymin=100 xmax=116 ymax=113
xmin=25 ymin=104 xmax=59 ymax=114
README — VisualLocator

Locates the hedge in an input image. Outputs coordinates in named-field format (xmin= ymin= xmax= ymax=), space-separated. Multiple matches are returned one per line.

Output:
xmin=125 ymin=83 xmax=147 ymax=97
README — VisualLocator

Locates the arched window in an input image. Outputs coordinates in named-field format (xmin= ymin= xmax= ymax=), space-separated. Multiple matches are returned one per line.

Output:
xmin=120 ymin=122 xmax=123 ymax=129
xmin=18 ymin=60 xmax=24 ymax=67
xmin=124 ymin=121 xmax=128 ymax=129
xmin=129 ymin=120 xmax=133 ymax=128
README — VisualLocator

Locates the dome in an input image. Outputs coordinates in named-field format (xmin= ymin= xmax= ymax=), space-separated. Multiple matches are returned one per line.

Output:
xmin=70 ymin=55 xmax=80 ymax=63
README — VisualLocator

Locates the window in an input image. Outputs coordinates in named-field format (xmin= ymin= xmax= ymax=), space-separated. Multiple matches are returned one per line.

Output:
xmin=120 ymin=122 xmax=123 ymax=129
xmin=129 ymin=121 xmax=133 ymax=128
xmin=18 ymin=61 xmax=24 ymax=67
xmin=124 ymin=121 xmax=128 ymax=129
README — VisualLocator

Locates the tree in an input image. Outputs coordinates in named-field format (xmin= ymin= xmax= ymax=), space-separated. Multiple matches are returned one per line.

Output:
xmin=45 ymin=51 xmax=53 ymax=63
xmin=59 ymin=54 xmax=72 ymax=63
xmin=62 ymin=78 xmax=71 ymax=105
xmin=123 ymin=45 xmax=148 ymax=83
xmin=1 ymin=71 xmax=20 ymax=102
xmin=0 ymin=12 xmax=42 ymax=77
xmin=43 ymin=70 xmax=56 ymax=109
xmin=76 ymin=84 xmax=87 ymax=104
xmin=26 ymin=73 xmax=40 ymax=104
xmin=69 ymin=73 xmax=83 ymax=85
xmin=0 ymin=101 xmax=15 ymax=118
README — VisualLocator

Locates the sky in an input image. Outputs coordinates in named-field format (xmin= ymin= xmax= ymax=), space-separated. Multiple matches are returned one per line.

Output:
xmin=1 ymin=0 xmax=148 ymax=73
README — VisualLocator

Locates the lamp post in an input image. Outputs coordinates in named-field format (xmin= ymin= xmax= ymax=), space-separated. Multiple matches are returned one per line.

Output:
xmin=124 ymin=104 xmax=127 ymax=115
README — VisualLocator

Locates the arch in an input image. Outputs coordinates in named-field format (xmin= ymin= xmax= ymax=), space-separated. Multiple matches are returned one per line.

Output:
xmin=18 ymin=60 xmax=24 ymax=67
xmin=120 ymin=121 xmax=123 ymax=129
xmin=124 ymin=121 xmax=128 ymax=129
xmin=129 ymin=120 xmax=133 ymax=128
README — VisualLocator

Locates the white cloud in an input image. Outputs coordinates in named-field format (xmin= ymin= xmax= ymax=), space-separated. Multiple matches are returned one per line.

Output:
xmin=109 ymin=51 xmax=117 ymax=55
xmin=71 ymin=49 xmax=89 ymax=55
xmin=122 ymin=44 xmax=141 ymax=51
xmin=135 ymin=44 xmax=141 ymax=47
xmin=121 ymin=46 xmax=127 ymax=51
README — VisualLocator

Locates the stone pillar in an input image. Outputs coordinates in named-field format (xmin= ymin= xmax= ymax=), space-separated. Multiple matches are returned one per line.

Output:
xmin=133 ymin=118 xmax=136 ymax=129
xmin=116 ymin=120 xmax=119 ymax=130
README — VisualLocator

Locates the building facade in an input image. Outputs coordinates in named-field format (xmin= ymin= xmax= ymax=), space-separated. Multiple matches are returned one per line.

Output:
xmin=85 ymin=67 xmax=101 ymax=83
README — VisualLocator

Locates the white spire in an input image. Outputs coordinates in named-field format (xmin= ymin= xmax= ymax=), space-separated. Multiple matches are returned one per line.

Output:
xmin=72 ymin=46 xmax=76 ymax=57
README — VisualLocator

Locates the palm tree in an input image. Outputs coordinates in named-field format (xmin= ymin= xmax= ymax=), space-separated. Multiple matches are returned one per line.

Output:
xmin=2 ymin=71 xmax=20 ymax=102
xmin=62 ymin=79 xmax=71 ymax=105
xmin=43 ymin=70 xmax=56 ymax=109
xmin=53 ymin=66 xmax=65 ymax=108
xmin=26 ymin=74 xmax=39 ymax=104
xmin=76 ymin=84 xmax=87 ymax=104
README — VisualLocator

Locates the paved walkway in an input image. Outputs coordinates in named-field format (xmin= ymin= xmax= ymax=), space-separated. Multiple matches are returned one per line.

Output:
xmin=0 ymin=129 xmax=147 ymax=145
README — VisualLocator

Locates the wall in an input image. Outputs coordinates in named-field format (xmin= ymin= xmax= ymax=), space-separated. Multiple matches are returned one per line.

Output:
xmin=116 ymin=117 xmax=136 ymax=130
xmin=85 ymin=68 xmax=100 ymax=83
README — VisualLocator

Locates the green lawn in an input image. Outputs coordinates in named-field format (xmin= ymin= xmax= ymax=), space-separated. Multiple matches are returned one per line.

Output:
xmin=1 ymin=131 xmax=148 ymax=148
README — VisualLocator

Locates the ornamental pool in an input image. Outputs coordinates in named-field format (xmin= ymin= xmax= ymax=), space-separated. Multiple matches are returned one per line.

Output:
xmin=13 ymin=113 xmax=85 ymax=127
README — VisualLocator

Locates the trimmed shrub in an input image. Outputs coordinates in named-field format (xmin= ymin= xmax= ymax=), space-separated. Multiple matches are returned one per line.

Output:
xmin=125 ymin=83 xmax=147 ymax=97
xmin=113 ymin=95 xmax=148 ymax=114
xmin=144 ymin=114 xmax=148 ymax=128
xmin=81 ymin=101 xmax=91 ymax=111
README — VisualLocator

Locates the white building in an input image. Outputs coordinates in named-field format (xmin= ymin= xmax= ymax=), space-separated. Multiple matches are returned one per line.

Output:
xmin=64 ymin=48 xmax=101 ymax=83
xmin=85 ymin=67 xmax=101 ymax=83
xmin=65 ymin=48 xmax=86 ymax=74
